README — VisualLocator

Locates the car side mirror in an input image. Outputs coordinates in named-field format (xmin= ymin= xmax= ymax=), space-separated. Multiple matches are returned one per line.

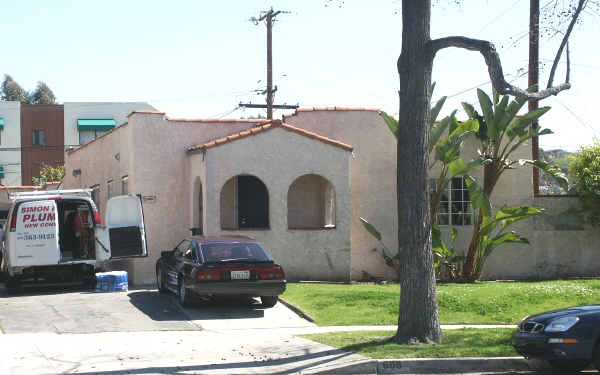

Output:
xmin=161 ymin=250 xmax=173 ymax=258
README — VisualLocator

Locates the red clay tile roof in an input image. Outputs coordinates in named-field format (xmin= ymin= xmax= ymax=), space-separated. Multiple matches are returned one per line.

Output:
xmin=295 ymin=106 xmax=380 ymax=112
xmin=168 ymin=118 xmax=270 ymax=124
xmin=187 ymin=119 xmax=353 ymax=153
xmin=0 ymin=186 xmax=43 ymax=190
xmin=127 ymin=110 xmax=166 ymax=117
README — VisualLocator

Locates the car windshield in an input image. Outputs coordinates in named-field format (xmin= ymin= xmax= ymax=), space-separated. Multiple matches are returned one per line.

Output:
xmin=200 ymin=242 xmax=272 ymax=263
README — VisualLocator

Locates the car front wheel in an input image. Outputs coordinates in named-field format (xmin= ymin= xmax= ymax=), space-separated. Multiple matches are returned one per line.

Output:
xmin=178 ymin=277 xmax=192 ymax=307
xmin=261 ymin=296 xmax=278 ymax=308
xmin=548 ymin=359 xmax=590 ymax=373
xmin=156 ymin=267 xmax=167 ymax=293
xmin=593 ymin=343 xmax=600 ymax=371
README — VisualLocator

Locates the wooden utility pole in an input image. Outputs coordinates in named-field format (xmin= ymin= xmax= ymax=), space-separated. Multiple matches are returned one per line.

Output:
xmin=266 ymin=9 xmax=275 ymax=119
xmin=529 ymin=0 xmax=540 ymax=196
xmin=241 ymin=8 xmax=297 ymax=119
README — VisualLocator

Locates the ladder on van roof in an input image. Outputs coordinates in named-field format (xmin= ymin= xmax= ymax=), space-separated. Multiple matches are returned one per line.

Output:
xmin=9 ymin=189 xmax=92 ymax=200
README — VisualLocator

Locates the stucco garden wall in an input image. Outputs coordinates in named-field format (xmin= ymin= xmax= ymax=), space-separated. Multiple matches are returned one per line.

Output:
xmin=284 ymin=109 xmax=397 ymax=280
xmin=482 ymin=196 xmax=600 ymax=280
xmin=190 ymin=126 xmax=352 ymax=281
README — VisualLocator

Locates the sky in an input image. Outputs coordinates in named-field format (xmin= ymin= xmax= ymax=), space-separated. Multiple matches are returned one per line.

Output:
xmin=2 ymin=0 xmax=598 ymax=151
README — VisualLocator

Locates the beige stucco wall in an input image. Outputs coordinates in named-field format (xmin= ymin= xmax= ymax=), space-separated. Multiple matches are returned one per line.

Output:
xmin=64 ymin=113 xmax=259 ymax=284
xmin=63 ymin=102 xmax=156 ymax=147
xmin=288 ymin=174 xmax=329 ymax=229
xmin=0 ymin=101 xmax=23 ymax=186
xmin=285 ymin=110 xmax=398 ymax=280
xmin=190 ymin=126 xmax=352 ymax=281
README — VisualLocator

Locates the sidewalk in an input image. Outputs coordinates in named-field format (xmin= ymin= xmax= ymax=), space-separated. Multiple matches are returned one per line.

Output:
xmin=2 ymin=325 xmax=540 ymax=375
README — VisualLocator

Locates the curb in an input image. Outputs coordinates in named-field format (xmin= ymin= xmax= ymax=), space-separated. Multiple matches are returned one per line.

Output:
xmin=304 ymin=357 xmax=553 ymax=374
xmin=375 ymin=357 xmax=550 ymax=374
xmin=279 ymin=297 xmax=316 ymax=322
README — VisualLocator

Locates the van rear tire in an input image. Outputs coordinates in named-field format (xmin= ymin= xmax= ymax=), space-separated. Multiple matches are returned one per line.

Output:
xmin=6 ymin=277 xmax=21 ymax=295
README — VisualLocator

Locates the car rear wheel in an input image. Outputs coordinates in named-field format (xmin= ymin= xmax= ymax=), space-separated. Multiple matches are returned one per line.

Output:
xmin=156 ymin=267 xmax=167 ymax=293
xmin=548 ymin=359 xmax=590 ymax=373
xmin=261 ymin=296 xmax=278 ymax=308
xmin=178 ymin=277 xmax=192 ymax=307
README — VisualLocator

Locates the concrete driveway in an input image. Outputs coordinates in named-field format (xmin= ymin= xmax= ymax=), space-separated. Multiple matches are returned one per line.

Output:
xmin=0 ymin=284 xmax=315 ymax=334
xmin=0 ymin=284 xmax=375 ymax=375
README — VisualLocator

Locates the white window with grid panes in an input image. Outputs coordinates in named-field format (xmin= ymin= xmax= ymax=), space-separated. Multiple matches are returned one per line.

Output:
xmin=432 ymin=176 xmax=473 ymax=226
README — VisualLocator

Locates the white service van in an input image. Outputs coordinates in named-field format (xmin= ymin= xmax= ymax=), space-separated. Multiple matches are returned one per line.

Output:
xmin=1 ymin=189 xmax=147 ymax=292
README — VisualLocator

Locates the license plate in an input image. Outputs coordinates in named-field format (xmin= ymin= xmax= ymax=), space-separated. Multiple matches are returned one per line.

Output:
xmin=231 ymin=270 xmax=250 ymax=280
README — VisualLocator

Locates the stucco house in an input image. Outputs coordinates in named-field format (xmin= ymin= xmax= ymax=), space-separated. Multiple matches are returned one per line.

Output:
xmin=63 ymin=108 xmax=600 ymax=285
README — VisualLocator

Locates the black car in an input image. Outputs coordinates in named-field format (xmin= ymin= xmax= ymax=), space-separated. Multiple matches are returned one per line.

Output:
xmin=156 ymin=236 xmax=286 ymax=308
xmin=512 ymin=305 xmax=600 ymax=372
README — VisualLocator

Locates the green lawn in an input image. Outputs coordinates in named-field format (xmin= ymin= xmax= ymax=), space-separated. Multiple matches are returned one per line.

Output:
xmin=281 ymin=280 xmax=600 ymax=325
xmin=302 ymin=328 xmax=517 ymax=358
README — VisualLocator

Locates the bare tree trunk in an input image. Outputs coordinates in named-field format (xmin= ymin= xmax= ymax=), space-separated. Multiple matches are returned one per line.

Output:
xmin=396 ymin=0 xmax=442 ymax=344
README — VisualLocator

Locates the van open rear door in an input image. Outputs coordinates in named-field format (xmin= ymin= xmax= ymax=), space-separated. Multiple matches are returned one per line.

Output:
xmin=96 ymin=195 xmax=147 ymax=260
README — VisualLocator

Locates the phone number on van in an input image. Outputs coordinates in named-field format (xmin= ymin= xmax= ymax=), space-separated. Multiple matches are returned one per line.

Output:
xmin=23 ymin=233 xmax=56 ymax=241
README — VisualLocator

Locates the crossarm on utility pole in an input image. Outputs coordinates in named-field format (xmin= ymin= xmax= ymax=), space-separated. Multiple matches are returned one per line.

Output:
xmin=428 ymin=36 xmax=571 ymax=101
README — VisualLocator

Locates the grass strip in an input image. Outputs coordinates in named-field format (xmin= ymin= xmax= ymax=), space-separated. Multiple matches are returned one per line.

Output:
xmin=282 ymin=280 xmax=600 ymax=326
xmin=301 ymin=328 xmax=517 ymax=358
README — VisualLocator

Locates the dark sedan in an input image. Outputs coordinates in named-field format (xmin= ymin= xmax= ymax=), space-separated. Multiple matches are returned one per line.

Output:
xmin=512 ymin=305 xmax=600 ymax=372
xmin=156 ymin=236 xmax=286 ymax=308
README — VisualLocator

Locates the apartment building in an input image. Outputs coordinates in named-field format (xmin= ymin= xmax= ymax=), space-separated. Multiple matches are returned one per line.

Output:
xmin=0 ymin=101 xmax=155 ymax=185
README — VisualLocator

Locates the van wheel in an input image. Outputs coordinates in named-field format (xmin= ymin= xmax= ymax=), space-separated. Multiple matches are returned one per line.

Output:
xmin=156 ymin=267 xmax=167 ymax=293
xmin=6 ymin=277 xmax=21 ymax=295
xmin=85 ymin=274 xmax=97 ymax=289
xmin=261 ymin=296 xmax=278 ymax=308
xmin=178 ymin=277 xmax=192 ymax=307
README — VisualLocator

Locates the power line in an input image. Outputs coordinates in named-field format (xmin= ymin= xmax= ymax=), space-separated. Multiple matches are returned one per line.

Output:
xmin=475 ymin=0 xmax=524 ymax=35
xmin=210 ymin=106 xmax=242 ymax=119
xmin=550 ymin=97 xmax=598 ymax=136
xmin=445 ymin=69 xmax=528 ymax=99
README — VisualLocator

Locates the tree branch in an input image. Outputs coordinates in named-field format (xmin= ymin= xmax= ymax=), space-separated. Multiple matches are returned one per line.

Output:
xmin=428 ymin=36 xmax=570 ymax=101
xmin=547 ymin=0 xmax=585 ymax=88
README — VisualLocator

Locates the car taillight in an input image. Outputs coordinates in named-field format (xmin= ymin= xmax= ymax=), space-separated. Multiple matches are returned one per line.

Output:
xmin=196 ymin=270 xmax=221 ymax=281
xmin=258 ymin=266 xmax=284 ymax=280
xmin=93 ymin=211 xmax=102 ymax=225
xmin=9 ymin=215 xmax=17 ymax=232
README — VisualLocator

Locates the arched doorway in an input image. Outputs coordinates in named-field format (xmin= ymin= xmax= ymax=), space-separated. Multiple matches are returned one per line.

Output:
xmin=220 ymin=175 xmax=269 ymax=229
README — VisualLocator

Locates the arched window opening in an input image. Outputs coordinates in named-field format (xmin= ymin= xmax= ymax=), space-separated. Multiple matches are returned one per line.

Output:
xmin=220 ymin=175 xmax=269 ymax=230
xmin=288 ymin=174 xmax=336 ymax=229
